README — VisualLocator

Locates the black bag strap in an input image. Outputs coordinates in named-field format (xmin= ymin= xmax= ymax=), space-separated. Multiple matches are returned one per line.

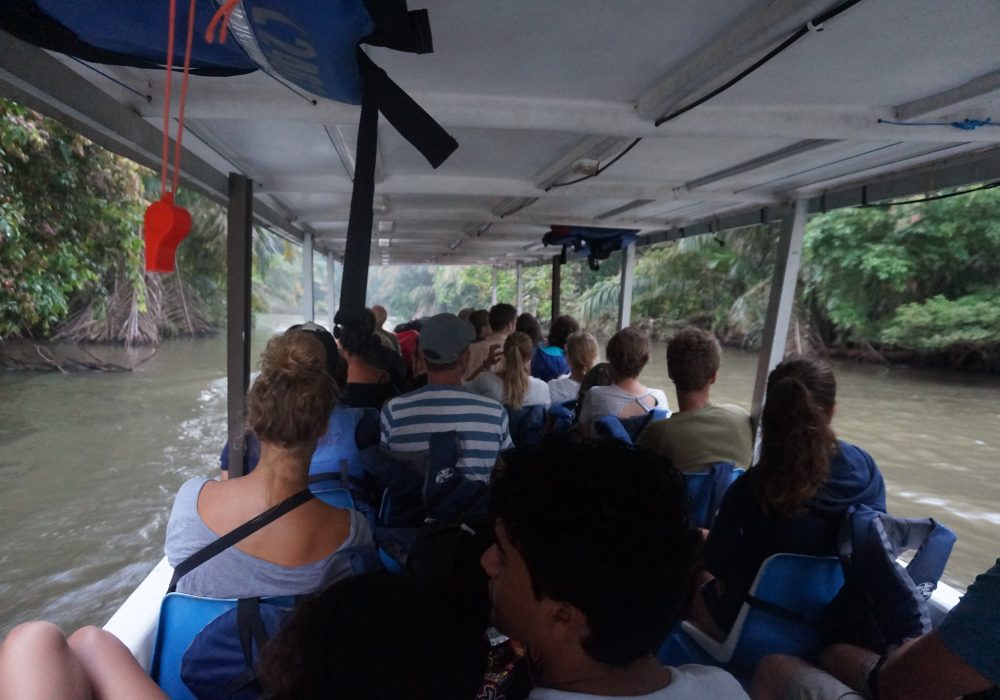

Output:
xmin=357 ymin=50 xmax=458 ymax=169
xmin=745 ymin=593 xmax=818 ymax=627
xmin=168 ymin=488 xmax=315 ymax=593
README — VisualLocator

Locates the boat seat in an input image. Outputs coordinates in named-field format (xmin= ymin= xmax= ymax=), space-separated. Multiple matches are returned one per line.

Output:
xmin=507 ymin=404 xmax=547 ymax=447
xmin=685 ymin=463 xmax=744 ymax=529
xmin=593 ymin=408 xmax=669 ymax=445
xmin=149 ymin=592 xmax=294 ymax=700
xmin=546 ymin=400 xmax=575 ymax=433
xmin=308 ymin=485 xmax=355 ymax=510
xmin=682 ymin=553 xmax=844 ymax=677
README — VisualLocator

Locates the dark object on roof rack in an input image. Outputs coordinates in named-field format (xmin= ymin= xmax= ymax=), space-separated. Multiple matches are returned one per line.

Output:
xmin=543 ymin=226 xmax=639 ymax=271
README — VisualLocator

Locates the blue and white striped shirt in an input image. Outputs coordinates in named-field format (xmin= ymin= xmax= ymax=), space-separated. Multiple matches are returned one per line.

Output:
xmin=379 ymin=384 xmax=513 ymax=482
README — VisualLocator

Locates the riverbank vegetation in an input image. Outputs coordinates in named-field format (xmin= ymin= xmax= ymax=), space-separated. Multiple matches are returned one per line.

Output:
xmin=367 ymin=189 xmax=1000 ymax=372
xmin=2 ymin=97 xmax=998 ymax=371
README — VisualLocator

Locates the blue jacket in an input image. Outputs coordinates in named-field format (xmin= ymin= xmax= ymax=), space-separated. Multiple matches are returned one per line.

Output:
xmin=531 ymin=345 xmax=570 ymax=382
xmin=703 ymin=441 xmax=886 ymax=632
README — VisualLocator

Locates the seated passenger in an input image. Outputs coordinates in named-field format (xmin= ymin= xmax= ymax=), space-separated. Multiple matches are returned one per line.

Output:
xmin=166 ymin=328 xmax=373 ymax=598
xmin=370 ymin=303 xmax=401 ymax=354
xmin=334 ymin=307 xmax=407 ymax=409
xmin=258 ymin=571 xmax=490 ymax=700
xmin=548 ymin=330 xmax=599 ymax=405
xmin=753 ymin=559 xmax=1000 ymax=700
xmin=380 ymin=313 xmax=513 ymax=483
xmin=516 ymin=312 xmax=544 ymax=348
xmin=0 ymin=571 xmax=490 ymax=700
xmin=577 ymin=327 xmax=669 ymax=434
xmin=468 ymin=308 xmax=490 ymax=341
xmin=219 ymin=321 xmax=337 ymax=478
xmin=482 ymin=438 xmax=748 ymax=698
xmin=531 ymin=314 xmax=580 ymax=382
xmin=689 ymin=355 xmax=886 ymax=639
xmin=466 ymin=331 xmax=551 ymax=409
xmin=636 ymin=328 xmax=753 ymax=472
xmin=464 ymin=303 xmax=517 ymax=380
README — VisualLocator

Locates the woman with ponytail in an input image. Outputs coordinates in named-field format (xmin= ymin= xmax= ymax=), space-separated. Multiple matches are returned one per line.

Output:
xmin=690 ymin=355 xmax=886 ymax=638
xmin=466 ymin=331 xmax=550 ymax=410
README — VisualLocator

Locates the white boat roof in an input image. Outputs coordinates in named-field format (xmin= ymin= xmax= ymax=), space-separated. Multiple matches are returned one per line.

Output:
xmin=2 ymin=0 xmax=999 ymax=266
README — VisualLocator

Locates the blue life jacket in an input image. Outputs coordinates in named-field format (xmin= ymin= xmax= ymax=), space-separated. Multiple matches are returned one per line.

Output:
xmin=822 ymin=504 xmax=956 ymax=653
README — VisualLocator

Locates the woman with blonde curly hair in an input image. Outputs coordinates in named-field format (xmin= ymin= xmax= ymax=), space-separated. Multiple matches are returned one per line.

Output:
xmin=165 ymin=327 xmax=373 ymax=599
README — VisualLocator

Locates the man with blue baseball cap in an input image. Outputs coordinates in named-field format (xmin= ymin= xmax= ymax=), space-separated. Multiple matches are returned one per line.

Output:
xmin=379 ymin=313 xmax=513 ymax=482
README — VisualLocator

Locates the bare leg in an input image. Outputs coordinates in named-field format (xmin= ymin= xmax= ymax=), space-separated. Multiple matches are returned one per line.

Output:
xmin=752 ymin=654 xmax=813 ymax=700
xmin=820 ymin=643 xmax=880 ymax=694
xmin=67 ymin=627 xmax=166 ymax=700
xmin=0 ymin=621 xmax=91 ymax=700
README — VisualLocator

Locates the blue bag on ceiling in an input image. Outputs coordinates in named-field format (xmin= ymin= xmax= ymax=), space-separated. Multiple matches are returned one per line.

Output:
xmin=0 ymin=0 xmax=455 ymax=162
xmin=543 ymin=226 xmax=639 ymax=271
xmin=1 ymin=0 xmax=255 ymax=74
xmin=2 ymin=0 xmax=459 ymax=308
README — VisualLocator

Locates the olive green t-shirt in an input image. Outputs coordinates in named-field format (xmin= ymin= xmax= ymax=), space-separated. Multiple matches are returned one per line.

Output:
xmin=636 ymin=403 xmax=753 ymax=472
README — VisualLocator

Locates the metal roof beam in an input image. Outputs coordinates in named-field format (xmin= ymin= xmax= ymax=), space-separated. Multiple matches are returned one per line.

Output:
xmin=895 ymin=68 xmax=1000 ymax=121
xmin=260 ymin=174 xmax=777 ymax=204
xmin=135 ymin=75 xmax=1000 ymax=143
xmin=634 ymin=0 xmax=835 ymax=122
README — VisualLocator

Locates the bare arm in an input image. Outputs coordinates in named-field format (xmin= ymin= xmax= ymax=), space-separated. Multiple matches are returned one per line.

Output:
xmin=465 ymin=344 xmax=502 ymax=382
xmin=879 ymin=631 xmax=993 ymax=700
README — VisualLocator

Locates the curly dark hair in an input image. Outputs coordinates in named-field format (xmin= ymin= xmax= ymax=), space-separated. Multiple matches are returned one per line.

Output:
xmin=667 ymin=327 xmax=721 ymax=392
xmin=258 ymin=572 xmax=489 ymax=700
xmin=490 ymin=438 xmax=701 ymax=666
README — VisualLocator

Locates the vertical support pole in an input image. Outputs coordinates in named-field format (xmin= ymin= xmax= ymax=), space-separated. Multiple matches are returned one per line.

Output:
xmin=226 ymin=173 xmax=253 ymax=477
xmin=326 ymin=251 xmax=337 ymax=328
xmin=515 ymin=262 xmax=524 ymax=314
xmin=750 ymin=199 xmax=809 ymax=428
xmin=551 ymin=254 xmax=562 ymax=324
xmin=491 ymin=267 xmax=498 ymax=306
xmin=302 ymin=231 xmax=314 ymax=322
xmin=617 ymin=242 xmax=636 ymax=330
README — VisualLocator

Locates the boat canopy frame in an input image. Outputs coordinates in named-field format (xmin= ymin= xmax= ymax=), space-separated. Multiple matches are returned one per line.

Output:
xmin=3 ymin=1 xmax=1000 ymax=447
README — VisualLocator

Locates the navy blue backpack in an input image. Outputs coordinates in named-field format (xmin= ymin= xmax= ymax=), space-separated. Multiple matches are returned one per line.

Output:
xmin=821 ymin=504 xmax=956 ymax=654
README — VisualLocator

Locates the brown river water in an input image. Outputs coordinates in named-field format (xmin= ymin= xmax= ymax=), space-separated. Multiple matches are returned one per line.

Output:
xmin=1 ymin=316 xmax=999 ymax=636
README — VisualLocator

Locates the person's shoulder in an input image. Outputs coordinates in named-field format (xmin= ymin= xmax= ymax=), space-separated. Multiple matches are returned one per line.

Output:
xmin=665 ymin=664 xmax=748 ymax=697
xmin=174 ymin=475 xmax=212 ymax=505
xmin=836 ymin=440 xmax=879 ymax=469
xmin=715 ymin=403 xmax=751 ymax=418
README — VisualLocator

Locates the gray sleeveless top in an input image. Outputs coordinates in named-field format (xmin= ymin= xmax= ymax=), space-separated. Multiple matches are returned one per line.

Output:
xmin=164 ymin=477 xmax=373 ymax=598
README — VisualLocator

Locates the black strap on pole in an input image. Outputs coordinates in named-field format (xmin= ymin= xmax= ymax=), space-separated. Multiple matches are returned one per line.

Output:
xmin=338 ymin=79 xmax=379 ymax=314
xmin=168 ymin=488 xmax=315 ymax=593
xmin=339 ymin=50 xmax=459 ymax=314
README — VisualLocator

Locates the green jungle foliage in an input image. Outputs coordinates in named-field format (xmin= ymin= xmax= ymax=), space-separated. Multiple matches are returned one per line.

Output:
xmin=0 ymin=100 xmax=145 ymax=337
xmin=3 ymin=96 xmax=999 ymax=366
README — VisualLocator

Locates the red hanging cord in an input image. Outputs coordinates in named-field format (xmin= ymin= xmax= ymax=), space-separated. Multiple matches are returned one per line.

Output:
xmin=171 ymin=0 xmax=198 ymax=194
xmin=144 ymin=0 xmax=198 ymax=273
xmin=206 ymin=0 xmax=242 ymax=45
xmin=159 ymin=0 xmax=178 ymax=197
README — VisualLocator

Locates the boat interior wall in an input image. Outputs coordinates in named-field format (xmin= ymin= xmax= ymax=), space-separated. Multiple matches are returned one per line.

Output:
xmin=1 ymin=1 xmax=1000 ymax=266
